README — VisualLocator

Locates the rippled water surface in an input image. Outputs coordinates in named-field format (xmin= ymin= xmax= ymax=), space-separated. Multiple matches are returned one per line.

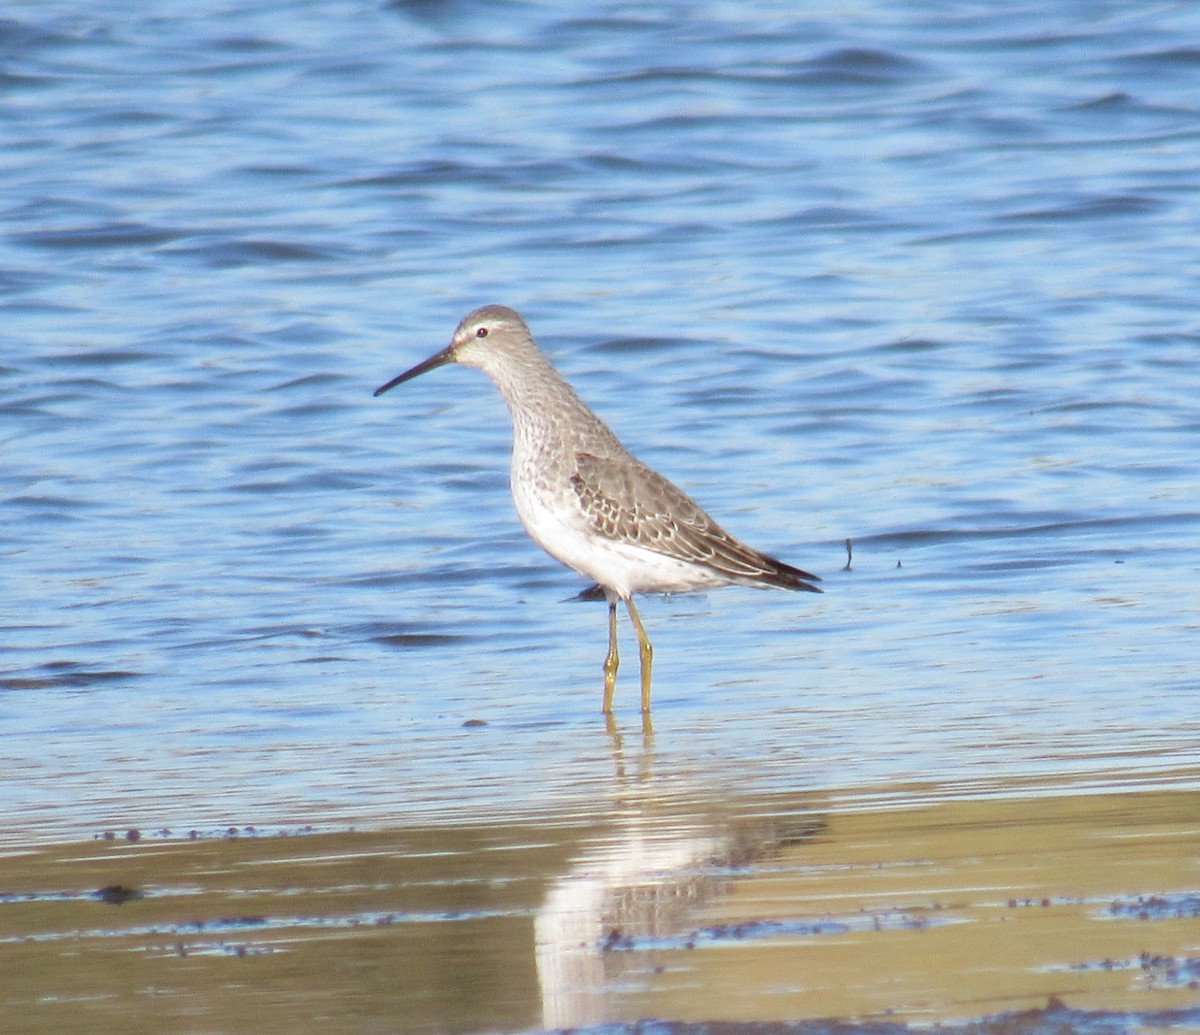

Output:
xmin=2 ymin=1 xmax=1199 ymax=1032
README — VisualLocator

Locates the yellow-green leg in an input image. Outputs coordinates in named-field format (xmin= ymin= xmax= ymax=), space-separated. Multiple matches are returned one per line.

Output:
xmin=602 ymin=598 xmax=619 ymax=713
xmin=624 ymin=596 xmax=654 ymax=713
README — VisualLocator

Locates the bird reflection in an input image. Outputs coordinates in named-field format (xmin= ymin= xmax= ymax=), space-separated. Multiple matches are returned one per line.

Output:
xmin=534 ymin=713 xmax=824 ymax=1029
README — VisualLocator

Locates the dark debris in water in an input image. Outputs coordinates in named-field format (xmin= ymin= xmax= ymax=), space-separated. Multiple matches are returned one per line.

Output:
xmin=546 ymin=1000 xmax=1200 ymax=1034
xmin=1106 ymin=893 xmax=1200 ymax=920
xmin=98 ymin=828 xmax=143 ymax=842
xmin=601 ymin=907 xmax=956 ymax=953
xmin=2 ymin=884 xmax=148 ymax=906
xmin=94 ymin=884 xmax=143 ymax=905
xmin=93 ymin=823 xmax=336 ymax=843
xmin=1070 ymin=952 xmax=1200 ymax=989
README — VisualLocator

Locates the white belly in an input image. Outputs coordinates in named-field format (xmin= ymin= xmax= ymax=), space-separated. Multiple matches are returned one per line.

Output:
xmin=509 ymin=469 xmax=726 ymax=598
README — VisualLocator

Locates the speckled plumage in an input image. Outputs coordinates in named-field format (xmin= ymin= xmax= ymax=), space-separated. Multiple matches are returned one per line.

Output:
xmin=374 ymin=304 xmax=821 ymax=713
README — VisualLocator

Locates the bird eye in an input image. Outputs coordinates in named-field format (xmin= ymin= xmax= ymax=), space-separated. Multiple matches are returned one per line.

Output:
xmin=476 ymin=327 xmax=489 ymax=338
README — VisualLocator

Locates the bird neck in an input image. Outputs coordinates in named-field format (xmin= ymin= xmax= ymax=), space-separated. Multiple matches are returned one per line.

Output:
xmin=484 ymin=349 xmax=620 ymax=460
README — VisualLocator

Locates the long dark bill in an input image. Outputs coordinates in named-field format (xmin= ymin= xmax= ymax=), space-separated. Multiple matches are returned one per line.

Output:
xmin=373 ymin=344 xmax=456 ymax=397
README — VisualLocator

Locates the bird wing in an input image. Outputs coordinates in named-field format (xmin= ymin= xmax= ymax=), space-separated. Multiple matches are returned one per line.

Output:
xmin=569 ymin=451 xmax=819 ymax=588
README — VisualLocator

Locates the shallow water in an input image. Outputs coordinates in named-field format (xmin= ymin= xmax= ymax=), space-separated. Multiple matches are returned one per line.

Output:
xmin=2 ymin=2 xmax=1199 ymax=1032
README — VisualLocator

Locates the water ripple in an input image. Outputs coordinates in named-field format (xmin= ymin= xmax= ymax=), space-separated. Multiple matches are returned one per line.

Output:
xmin=1 ymin=0 xmax=1198 ymax=854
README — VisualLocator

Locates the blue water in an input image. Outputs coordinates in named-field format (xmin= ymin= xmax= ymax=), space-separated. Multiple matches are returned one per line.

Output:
xmin=2 ymin=1 xmax=1198 ymax=843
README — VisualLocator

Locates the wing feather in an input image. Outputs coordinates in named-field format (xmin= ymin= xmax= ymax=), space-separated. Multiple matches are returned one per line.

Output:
xmin=569 ymin=451 xmax=821 ymax=592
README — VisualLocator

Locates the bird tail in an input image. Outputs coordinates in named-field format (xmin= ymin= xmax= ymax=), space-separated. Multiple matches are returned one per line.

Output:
xmin=754 ymin=556 xmax=823 ymax=593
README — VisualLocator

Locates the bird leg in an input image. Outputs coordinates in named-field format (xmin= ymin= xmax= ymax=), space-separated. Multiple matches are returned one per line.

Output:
xmin=602 ymin=598 xmax=619 ymax=713
xmin=624 ymin=596 xmax=654 ymax=713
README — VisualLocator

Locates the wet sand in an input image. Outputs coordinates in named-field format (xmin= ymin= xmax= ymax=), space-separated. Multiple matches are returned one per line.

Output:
xmin=3 ymin=766 xmax=1197 ymax=1034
